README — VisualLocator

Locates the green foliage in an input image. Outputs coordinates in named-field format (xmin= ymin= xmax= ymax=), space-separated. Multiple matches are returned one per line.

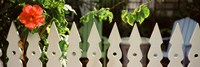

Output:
xmin=80 ymin=8 xmax=113 ymax=23
xmin=0 ymin=0 xmax=75 ymax=66
xmin=121 ymin=4 xmax=150 ymax=26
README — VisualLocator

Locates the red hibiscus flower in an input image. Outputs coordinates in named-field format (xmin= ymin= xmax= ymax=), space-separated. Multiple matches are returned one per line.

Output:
xmin=19 ymin=4 xmax=45 ymax=30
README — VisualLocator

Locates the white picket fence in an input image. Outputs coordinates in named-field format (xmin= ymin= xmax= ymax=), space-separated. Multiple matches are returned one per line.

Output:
xmin=0 ymin=22 xmax=200 ymax=67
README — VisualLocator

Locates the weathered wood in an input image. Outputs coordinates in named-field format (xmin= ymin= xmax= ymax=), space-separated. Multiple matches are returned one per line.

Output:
xmin=127 ymin=24 xmax=142 ymax=67
xmin=87 ymin=22 xmax=102 ymax=67
xmin=168 ymin=23 xmax=184 ymax=67
xmin=46 ymin=22 xmax=62 ymax=67
xmin=6 ymin=22 xmax=22 ymax=67
xmin=148 ymin=23 xmax=163 ymax=67
xmin=107 ymin=23 xmax=122 ymax=67
xmin=67 ymin=22 xmax=82 ymax=67
xmin=27 ymin=33 xmax=42 ymax=67
xmin=188 ymin=24 xmax=200 ymax=67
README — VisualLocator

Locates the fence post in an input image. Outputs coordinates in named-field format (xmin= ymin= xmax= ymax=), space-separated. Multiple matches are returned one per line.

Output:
xmin=46 ymin=22 xmax=62 ymax=67
xmin=168 ymin=23 xmax=184 ymax=67
xmin=27 ymin=33 xmax=42 ymax=67
xmin=188 ymin=24 xmax=200 ymax=67
xmin=148 ymin=23 xmax=163 ymax=67
xmin=127 ymin=24 xmax=142 ymax=67
xmin=87 ymin=22 xmax=102 ymax=67
xmin=67 ymin=22 xmax=82 ymax=67
xmin=7 ymin=22 xmax=23 ymax=67
xmin=107 ymin=23 xmax=122 ymax=67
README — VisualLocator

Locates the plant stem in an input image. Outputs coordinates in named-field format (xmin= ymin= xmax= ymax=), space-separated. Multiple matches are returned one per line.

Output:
xmin=39 ymin=18 xmax=53 ymax=36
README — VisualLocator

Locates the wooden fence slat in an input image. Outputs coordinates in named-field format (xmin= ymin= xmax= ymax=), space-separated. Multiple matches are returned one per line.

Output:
xmin=188 ymin=24 xmax=200 ymax=67
xmin=87 ymin=22 xmax=102 ymax=67
xmin=47 ymin=22 xmax=62 ymax=67
xmin=6 ymin=22 xmax=23 ymax=67
xmin=27 ymin=33 xmax=42 ymax=67
xmin=168 ymin=23 xmax=184 ymax=67
xmin=148 ymin=23 xmax=163 ymax=67
xmin=107 ymin=23 xmax=122 ymax=67
xmin=0 ymin=48 xmax=3 ymax=67
xmin=127 ymin=24 xmax=142 ymax=67
xmin=67 ymin=22 xmax=82 ymax=67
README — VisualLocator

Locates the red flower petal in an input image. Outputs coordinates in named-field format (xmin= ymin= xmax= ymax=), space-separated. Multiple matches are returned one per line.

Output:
xmin=32 ymin=5 xmax=43 ymax=15
xmin=25 ymin=23 xmax=36 ymax=30
xmin=22 ymin=5 xmax=32 ymax=14
xmin=34 ymin=15 xmax=45 ymax=26
xmin=19 ymin=12 xmax=32 ymax=24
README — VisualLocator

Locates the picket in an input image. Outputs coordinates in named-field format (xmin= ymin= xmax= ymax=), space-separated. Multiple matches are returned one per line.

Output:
xmin=7 ymin=22 xmax=23 ymax=67
xmin=0 ymin=48 xmax=3 ymax=67
xmin=2 ymin=22 xmax=200 ymax=67
xmin=107 ymin=23 xmax=122 ymax=67
xmin=27 ymin=33 xmax=42 ymax=67
xmin=127 ymin=24 xmax=142 ymax=67
xmin=188 ymin=24 xmax=200 ymax=67
xmin=46 ymin=22 xmax=62 ymax=67
xmin=168 ymin=23 xmax=184 ymax=67
xmin=148 ymin=23 xmax=163 ymax=67
xmin=67 ymin=22 xmax=82 ymax=67
xmin=87 ymin=22 xmax=102 ymax=67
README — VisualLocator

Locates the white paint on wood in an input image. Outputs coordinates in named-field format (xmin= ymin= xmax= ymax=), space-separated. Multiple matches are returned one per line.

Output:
xmin=188 ymin=24 xmax=200 ymax=67
xmin=0 ymin=48 xmax=3 ymax=67
xmin=107 ymin=23 xmax=122 ymax=67
xmin=47 ymin=22 xmax=62 ymax=67
xmin=6 ymin=22 xmax=22 ymax=67
xmin=148 ymin=23 xmax=163 ymax=67
xmin=87 ymin=22 xmax=102 ymax=67
xmin=127 ymin=24 xmax=142 ymax=67
xmin=168 ymin=23 xmax=184 ymax=67
xmin=67 ymin=22 xmax=82 ymax=67
xmin=27 ymin=33 xmax=42 ymax=67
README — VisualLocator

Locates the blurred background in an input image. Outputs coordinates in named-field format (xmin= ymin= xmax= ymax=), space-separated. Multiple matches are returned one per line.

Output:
xmin=1 ymin=0 xmax=200 ymax=67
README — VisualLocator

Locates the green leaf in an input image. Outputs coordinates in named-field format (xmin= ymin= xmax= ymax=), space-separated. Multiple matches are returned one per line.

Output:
xmin=57 ymin=3 xmax=64 ymax=14
xmin=127 ymin=13 xmax=136 ymax=26
xmin=107 ymin=12 xmax=113 ymax=23
xmin=80 ymin=8 xmax=113 ymax=23
xmin=59 ymin=40 xmax=68 ymax=52
xmin=121 ymin=10 xmax=128 ymax=23
xmin=140 ymin=5 xmax=150 ymax=18
xmin=136 ymin=13 xmax=145 ymax=24
xmin=9 ymin=0 xmax=16 ymax=3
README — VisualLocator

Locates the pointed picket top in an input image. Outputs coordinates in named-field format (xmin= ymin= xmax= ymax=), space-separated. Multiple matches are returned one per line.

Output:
xmin=46 ymin=22 xmax=62 ymax=67
xmin=87 ymin=22 xmax=102 ymax=67
xmin=67 ymin=22 xmax=82 ymax=67
xmin=6 ymin=22 xmax=22 ymax=67
xmin=7 ymin=22 xmax=20 ymax=41
xmin=188 ymin=24 xmax=200 ymax=67
xmin=107 ymin=23 xmax=122 ymax=67
xmin=169 ymin=23 xmax=184 ymax=47
xmin=127 ymin=24 xmax=142 ymax=67
xmin=88 ymin=22 xmax=101 ymax=43
xmin=47 ymin=22 xmax=60 ymax=44
xmin=149 ymin=23 xmax=163 ymax=45
xmin=108 ymin=23 xmax=121 ymax=45
xmin=26 ymin=33 xmax=42 ymax=67
xmin=129 ymin=24 xmax=142 ymax=44
xmin=147 ymin=23 xmax=163 ymax=67
xmin=68 ymin=22 xmax=81 ymax=44
xmin=168 ymin=23 xmax=184 ymax=67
